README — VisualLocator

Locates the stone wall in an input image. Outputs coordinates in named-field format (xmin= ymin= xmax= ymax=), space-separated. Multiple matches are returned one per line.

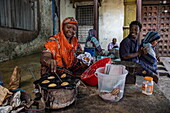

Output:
xmin=0 ymin=0 xmax=53 ymax=62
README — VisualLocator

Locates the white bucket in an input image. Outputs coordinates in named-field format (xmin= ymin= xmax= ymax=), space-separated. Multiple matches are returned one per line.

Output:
xmin=95 ymin=65 xmax=128 ymax=102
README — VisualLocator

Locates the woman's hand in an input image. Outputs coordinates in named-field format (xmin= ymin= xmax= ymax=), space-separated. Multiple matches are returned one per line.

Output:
xmin=80 ymin=59 xmax=89 ymax=69
xmin=46 ymin=59 xmax=58 ymax=73
xmin=98 ymin=50 xmax=105 ymax=56
xmin=40 ymin=52 xmax=58 ymax=73
xmin=138 ymin=47 xmax=148 ymax=56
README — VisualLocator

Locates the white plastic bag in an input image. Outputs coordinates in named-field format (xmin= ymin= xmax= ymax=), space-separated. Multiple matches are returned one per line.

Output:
xmin=77 ymin=52 xmax=93 ymax=66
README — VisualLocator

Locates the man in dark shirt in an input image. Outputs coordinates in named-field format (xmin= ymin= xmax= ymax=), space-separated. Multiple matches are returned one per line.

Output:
xmin=119 ymin=21 xmax=146 ymax=63
xmin=119 ymin=21 xmax=159 ymax=84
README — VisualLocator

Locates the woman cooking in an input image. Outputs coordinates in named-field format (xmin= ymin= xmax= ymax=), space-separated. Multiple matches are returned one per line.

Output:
xmin=40 ymin=17 xmax=87 ymax=76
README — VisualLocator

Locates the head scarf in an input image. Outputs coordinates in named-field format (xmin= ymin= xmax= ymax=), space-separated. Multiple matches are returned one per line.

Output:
xmin=62 ymin=17 xmax=78 ymax=30
xmin=142 ymin=31 xmax=160 ymax=45
xmin=89 ymin=29 xmax=96 ymax=37
xmin=44 ymin=17 xmax=79 ymax=68
xmin=86 ymin=29 xmax=96 ymax=42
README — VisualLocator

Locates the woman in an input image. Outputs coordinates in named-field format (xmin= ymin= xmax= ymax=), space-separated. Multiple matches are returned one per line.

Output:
xmin=85 ymin=29 xmax=103 ymax=55
xmin=139 ymin=31 xmax=161 ymax=83
xmin=40 ymin=17 xmax=85 ymax=76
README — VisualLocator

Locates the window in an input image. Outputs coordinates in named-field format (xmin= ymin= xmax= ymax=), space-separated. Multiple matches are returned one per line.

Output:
xmin=76 ymin=5 xmax=94 ymax=43
xmin=76 ymin=5 xmax=94 ymax=25
xmin=0 ymin=0 xmax=37 ymax=31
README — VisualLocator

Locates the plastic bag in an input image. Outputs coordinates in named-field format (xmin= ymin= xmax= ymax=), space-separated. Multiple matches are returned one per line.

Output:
xmin=8 ymin=66 xmax=21 ymax=90
xmin=10 ymin=91 xmax=21 ymax=108
xmin=0 ymin=106 xmax=13 ymax=113
xmin=0 ymin=86 xmax=12 ymax=105
xmin=77 ymin=52 xmax=92 ymax=66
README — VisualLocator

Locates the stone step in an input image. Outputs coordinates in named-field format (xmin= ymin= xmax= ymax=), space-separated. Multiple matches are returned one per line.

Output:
xmin=158 ymin=57 xmax=170 ymax=77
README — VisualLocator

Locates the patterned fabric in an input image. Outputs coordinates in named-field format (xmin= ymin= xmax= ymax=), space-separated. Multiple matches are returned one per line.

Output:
xmin=44 ymin=17 xmax=82 ymax=68
xmin=85 ymin=29 xmax=102 ymax=52
xmin=139 ymin=31 xmax=161 ymax=77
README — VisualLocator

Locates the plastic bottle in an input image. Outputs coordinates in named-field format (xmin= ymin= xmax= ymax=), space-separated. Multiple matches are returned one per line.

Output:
xmin=142 ymin=76 xmax=154 ymax=95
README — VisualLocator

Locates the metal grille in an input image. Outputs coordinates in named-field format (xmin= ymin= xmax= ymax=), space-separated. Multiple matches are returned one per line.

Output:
xmin=76 ymin=5 xmax=94 ymax=43
xmin=0 ymin=0 xmax=37 ymax=31
xmin=76 ymin=5 xmax=94 ymax=25
xmin=142 ymin=4 xmax=170 ymax=57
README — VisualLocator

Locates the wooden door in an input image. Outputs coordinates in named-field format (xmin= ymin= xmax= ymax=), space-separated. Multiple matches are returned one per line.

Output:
xmin=142 ymin=4 xmax=170 ymax=57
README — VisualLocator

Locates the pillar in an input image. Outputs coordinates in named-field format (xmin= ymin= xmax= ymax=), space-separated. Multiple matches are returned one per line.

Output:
xmin=123 ymin=0 xmax=137 ymax=38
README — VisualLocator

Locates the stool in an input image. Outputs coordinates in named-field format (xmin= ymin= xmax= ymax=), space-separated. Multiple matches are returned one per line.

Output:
xmin=84 ymin=47 xmax=96 ymax=57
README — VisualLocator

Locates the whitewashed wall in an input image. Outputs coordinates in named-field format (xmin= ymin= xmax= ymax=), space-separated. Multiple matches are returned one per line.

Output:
xmin=99 ymin=0 xmax=124 ymax=50
xmin=60 ymin=0 xmax=75 ymax=24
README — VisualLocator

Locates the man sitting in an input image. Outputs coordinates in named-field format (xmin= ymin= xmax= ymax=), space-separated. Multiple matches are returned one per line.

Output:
xmin=108 ymin=38 xmax=119 ymax=58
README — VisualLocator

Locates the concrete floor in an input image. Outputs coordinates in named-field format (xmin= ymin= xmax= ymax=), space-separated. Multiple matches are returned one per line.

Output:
xmin=0 ymin=53 xmax=41 ymax=98
xmin=157 ymin=57 xmax=170 ymax=101
xmin=159 ymin=76 xmax=170 ymax=101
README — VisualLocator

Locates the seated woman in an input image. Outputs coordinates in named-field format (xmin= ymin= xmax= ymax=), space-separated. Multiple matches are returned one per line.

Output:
xmin=139 ymin=31 xmax=161 ymax=83
xmin=40 ymin=17 xmax=87 ymax=76
xmin=85 ymin=29 xmax=103 ymax=55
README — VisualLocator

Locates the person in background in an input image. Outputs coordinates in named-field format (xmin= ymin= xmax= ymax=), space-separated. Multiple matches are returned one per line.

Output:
xmin=108 ymin=38 xmax=119 ymax=58
xmin=40 ymin=17 xmax=86 ymax=76
xmin=108 ymin=38 xmax=118 ymax=51
xmin=85 ymin=29 xmax=104 ymax=55
xmin=119 ymin=21 xmax=147 ymax=63
xmin=139 ymin=31 xmax=161 ymax=83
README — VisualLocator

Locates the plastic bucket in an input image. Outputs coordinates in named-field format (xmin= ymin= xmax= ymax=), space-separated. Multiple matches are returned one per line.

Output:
xmin=95 ymin=65 xmax=128 ymax=102
xmin=81 ymin=57 xmax=111 ymax=86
